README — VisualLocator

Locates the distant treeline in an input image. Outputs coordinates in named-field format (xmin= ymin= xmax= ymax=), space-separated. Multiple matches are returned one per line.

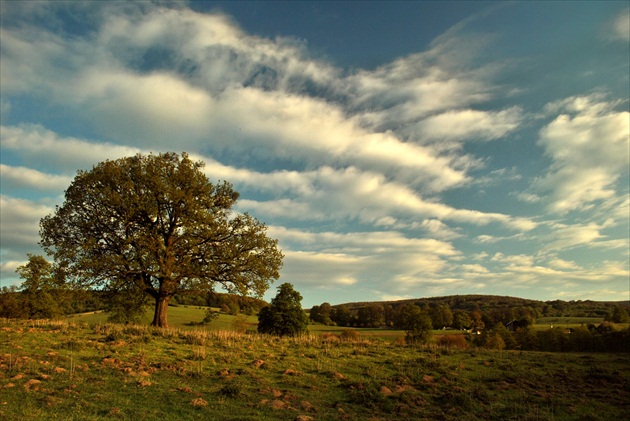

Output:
xmin=309 ymin=295 xmax=630 ymax=329
xmin=471 ymin=321 xmax=630 ymax=353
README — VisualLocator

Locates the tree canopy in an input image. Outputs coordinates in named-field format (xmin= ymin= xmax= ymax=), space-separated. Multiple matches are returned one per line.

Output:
xmin=396 ymin=303 xmax=433 ymax=345
xmin=39 ymin=152 xmax=283 ymax=327
xmin=15 ymin=254 xmax=65 ymax=319
xmin=257 ymin=283 xmax=309 ymax=336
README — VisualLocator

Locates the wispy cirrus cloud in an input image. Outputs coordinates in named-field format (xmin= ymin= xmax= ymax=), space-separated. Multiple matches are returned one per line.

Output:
xmin=0 ymin=164 xmax=72 ymax=191
xmin=1 ymin=2 xmax=627 ymax=304
xmin=0 ymin=3 xmax=524 ymax=195
xmin=533 ymin=95 xmax=629 ymax=214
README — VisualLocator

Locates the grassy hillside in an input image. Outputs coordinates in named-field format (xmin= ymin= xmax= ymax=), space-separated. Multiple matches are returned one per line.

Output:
xmin=2 ymin=318 xmax=629 ymax=420
xmin=66 ymin=306 xmax=260 ymax=332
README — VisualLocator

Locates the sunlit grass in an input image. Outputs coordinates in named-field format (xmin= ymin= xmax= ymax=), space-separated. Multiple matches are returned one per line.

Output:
xmin=2 ymin=317 xmax=628 ymax=420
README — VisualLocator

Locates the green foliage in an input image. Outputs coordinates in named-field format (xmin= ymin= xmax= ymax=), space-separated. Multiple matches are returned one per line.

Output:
xmin=339 ymin=329 xmax=361 ymax=341
xmin=480 ymin=332 xmax=506 ymax=350
xmin=396 ymin=303 xmax=433 ymax=345
xmin=452 ymin=310 xmax=472 ymax=330
xmin=0 ymin=286 xmax=28 ymax=318
xmin=430 ymin=303 xmax=453 ymax=329
xmin=357 ymin=304 xmax=385 ymax=327
xmin=331 ymin=295 xmax=625 ymax=328
xmin=231 ymin=314 xmax=249 ymax=333
xmin=605 ymin=305 xmax=630 ymax=323
xmin=201 ymin=308 xmax=220 ymax=325
xmin=39 ymin=152 xmax=283 ymax=328
xmin=15 ymin=254 xmax=65 ymax=319
xmin=105 ymin=283 xmax=150 ymax=324
xmin=309 ymin=302 xmax=333 ymax=325
xmin=492 ymin=322 xmax=517 ymax=349
xmin=257 ymin=283 xmax=309 ymax=336
xmin=218 ymin=381 xmax=241 ymax=398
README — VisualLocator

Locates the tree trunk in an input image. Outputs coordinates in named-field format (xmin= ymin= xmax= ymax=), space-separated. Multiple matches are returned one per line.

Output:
xmin=151 ymin=295 xmax=171 ymax=328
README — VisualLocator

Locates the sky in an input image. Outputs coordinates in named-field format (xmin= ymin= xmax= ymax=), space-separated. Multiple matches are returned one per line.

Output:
xmin=1 ymin=1 xmax=628 ymax=307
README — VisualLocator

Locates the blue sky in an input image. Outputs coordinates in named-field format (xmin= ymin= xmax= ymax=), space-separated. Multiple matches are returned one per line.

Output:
xmin=1 ymin=1 xmax=628 ymax=307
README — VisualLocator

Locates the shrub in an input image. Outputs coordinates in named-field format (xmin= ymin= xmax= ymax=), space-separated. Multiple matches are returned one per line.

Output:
xmin=231 ymin=314 xmax=249 ymax=333
xmin=218 ymin=382 xmax=241 ymax=398
xmin=321 ymin=332 xmax=340 ymax=343
xmin=437 ymin=334 xmax=469 ymax=349
xmin=340 ymin=329 xmax=361 ymax=341
xmin=201 ymin=308 xmax=219 ymax=324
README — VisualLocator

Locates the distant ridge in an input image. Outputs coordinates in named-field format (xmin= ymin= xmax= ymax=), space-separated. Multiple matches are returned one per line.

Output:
xmin=324 ymin=294 xmax=629 ymax=317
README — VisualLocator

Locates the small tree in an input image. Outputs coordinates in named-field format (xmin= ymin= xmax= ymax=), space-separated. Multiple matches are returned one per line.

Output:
xmin=396 ymin=303 xmax=433 ymax=345
xmin=201 ymin=307 xmax=220 ymax=325
xmin=16 ymin=254 xmax=64 ymax=319
xmin=257 ymin=283 xmax=309 ymax=336
xmin=430 ymin=303 xmax=453 ymax=329
xmin=452 ymin=310 xmax=472 ymax=330
xmin=232 ymin=314 xmax=249 ymax=333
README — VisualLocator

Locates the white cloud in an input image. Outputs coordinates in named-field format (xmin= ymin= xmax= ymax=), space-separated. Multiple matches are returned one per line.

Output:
xmin=476 ymin=235 xmax=499 ymax=243
xmin=542 ymin=222 xmax=603 ymax=252
xmin=547 ymin=258 xmax=581 ymax=271
xmin=414 ymin=107 xmax=522 ymax=142
xmin=237 ymin=166 xmax=536 ymax=231
xmin=0 ymin=196 xmax=53 ymax=284
xmin=609 ymin=8 xmax=630 ymax=42
xmin=490 ymin=253 xmax=534 ymax=267
xmin=83 ymin=71 xmax=217 ymax=146
xmin=419 ymin=219 xmax=462 ymax=240
xmin=461 ymin=263 xmax=490 ymax=274
xmin=1 ymin=124 xmax=142 ymax=170
xmin=534 ymin=95 xmax=629 ymax=214
xmin=267 ymin=226 xmax=462 ymax=294
xmin=0 ymin=164 xmax=73 ymax=191
xmin=0 ymin=4 xmax=522 ymax=195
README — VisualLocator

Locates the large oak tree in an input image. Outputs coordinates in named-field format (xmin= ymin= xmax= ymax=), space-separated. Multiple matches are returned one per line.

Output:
xmin=40 ymin=152 xmax=283 ymax=327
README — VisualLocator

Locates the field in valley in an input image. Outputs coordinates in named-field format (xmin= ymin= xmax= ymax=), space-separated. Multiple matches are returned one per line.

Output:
xmin=1 ymin=315 xmax=629 ymax=420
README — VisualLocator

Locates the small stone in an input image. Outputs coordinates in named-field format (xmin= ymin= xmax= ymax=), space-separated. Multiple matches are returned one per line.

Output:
xmin=380 ymin=386 xmax=394 ymax=396
xmin=191 ymin=398 xmax=208 ymax=407
xmin=24 ymin=379 xmax=41 ymax=390
xmin=270 ymin=400 xmax=285 ymax=410
xmin=300 ymin=400 xmax=316 ymax=412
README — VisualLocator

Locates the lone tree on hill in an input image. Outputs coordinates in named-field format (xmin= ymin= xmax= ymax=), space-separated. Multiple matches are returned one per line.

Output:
xmin=40 ymin=152 xmax=283 ymax=328
xmin=257 ymin=283 xmax=309 ymax=336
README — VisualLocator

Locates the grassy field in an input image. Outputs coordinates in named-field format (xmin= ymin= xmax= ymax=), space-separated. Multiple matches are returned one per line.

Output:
xmin=2 ymin=317 xmax=629 ymax=420
xmin=65 ymin=306 xmax=617 ymax=338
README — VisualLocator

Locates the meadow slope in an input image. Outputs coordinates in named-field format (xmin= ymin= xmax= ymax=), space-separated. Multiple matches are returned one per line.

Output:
xmin=1 ymin=318 xmax=629 ymax=420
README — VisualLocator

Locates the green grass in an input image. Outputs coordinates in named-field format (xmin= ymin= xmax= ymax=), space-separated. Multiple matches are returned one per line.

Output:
xmin=536 ymin=316 xmax=604 ymax=326
xmin=1 ymin=318 xmax=629 ymax=420
xmin=66 ymin=306 xmax=260 ymax=332
xmin=65 ymin=310 xmax=622 ymax=341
